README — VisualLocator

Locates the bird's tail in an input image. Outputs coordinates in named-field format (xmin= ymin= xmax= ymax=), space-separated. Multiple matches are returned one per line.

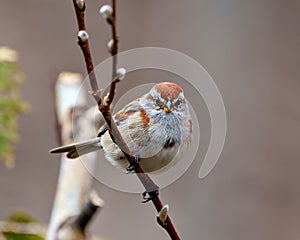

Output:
xmin=49 ymin=138 xmax=101 ymax=159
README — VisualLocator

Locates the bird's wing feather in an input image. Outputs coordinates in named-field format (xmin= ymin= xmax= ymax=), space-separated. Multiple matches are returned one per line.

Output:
xmin=113 ymin=99 xmax=141 ymax=125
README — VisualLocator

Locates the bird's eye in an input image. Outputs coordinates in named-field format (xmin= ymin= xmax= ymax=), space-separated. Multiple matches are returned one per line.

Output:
xmin=174 ymin=99 xmax=181 ymax=107
xmin=155 ymin=99 xmax=164 ymax=110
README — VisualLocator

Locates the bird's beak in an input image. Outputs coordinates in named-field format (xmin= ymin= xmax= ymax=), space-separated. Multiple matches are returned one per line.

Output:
xmin=163 ymin=101 xmax=173 ymax=113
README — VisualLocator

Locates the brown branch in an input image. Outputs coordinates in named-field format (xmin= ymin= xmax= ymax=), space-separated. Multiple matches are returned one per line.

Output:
xmin=73 ymin=1 xmax=101 ymax=104
xmin=105 ymin=0 xmax=118 ymax=107
xmin=71 ymin=1 xmax=181 ymax=239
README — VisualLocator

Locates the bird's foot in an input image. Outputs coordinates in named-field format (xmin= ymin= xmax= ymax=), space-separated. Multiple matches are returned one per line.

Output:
xmin=142 ymin=189 xmax=159 ymax=203
xmin=126 ymin=156 xmax=140 ymax=174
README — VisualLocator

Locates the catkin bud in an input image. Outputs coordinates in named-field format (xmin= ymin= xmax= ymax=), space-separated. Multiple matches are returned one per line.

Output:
xmin=99 ymin=5 xmax=113 ymax=23
xmin=77 ymin=30 xmax=89 ymax=43
xmin=76 ymin=0 xmax=85 ymax=10
xmin=116 ymin=67 xmax=126 ymax=80
xmin=107 ymin=39 xmax=114 ymax=53
xmin=157 ymin=204 xmax=169 ymax=224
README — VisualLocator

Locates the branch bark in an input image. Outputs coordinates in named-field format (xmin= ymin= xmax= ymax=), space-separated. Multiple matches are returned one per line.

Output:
xmin=71 ymin=1 xmax=181 ymax=239
xmin=47 ymin=72 xmax=102 ymax=240
xmin=105 ymin=0 xmax=118 ymax=107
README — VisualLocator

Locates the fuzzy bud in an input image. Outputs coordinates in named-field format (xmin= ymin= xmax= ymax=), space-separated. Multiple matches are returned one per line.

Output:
xmin=107 ymin=39 xmax=114 ymax=53
xmin=157 ymin=204 xmax=169 ymax=224
xmin=77 ymin=30 xmax=89 ymax=43
xmin=99 ymin=5 xmax=113 ymax=23
xmin=76 ymin=0 xmax=85 ymax=10
xmin=116 ymin=67 xmax=126 ymax=80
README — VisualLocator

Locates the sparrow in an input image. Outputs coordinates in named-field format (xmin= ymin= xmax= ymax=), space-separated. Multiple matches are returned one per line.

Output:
xmin=50 ymin=82 xmax=192 ymax=174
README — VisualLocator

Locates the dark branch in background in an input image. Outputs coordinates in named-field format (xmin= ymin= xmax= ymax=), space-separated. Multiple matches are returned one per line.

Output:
xmin=56 ymin=191 xmax=103 ymax=240
xmin=72 ymin=0 xmax=181 ymax=239
xmin=73 ymin=191 xmax=103 ymax=231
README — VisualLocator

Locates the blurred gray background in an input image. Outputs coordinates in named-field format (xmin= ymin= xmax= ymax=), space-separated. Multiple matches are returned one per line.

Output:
xmin=0 ymin=0 xmax=300 ymax=239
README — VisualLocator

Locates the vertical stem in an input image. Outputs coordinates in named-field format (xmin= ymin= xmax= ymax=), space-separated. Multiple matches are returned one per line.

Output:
xmin=105 ymin=0 xmax=118 ymax=107
xmin=46 ymin=73 xmax=98 ymax=240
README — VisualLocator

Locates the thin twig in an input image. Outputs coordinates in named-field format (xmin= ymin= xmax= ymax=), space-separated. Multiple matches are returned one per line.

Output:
xmin=71 ymin=1 xmax=181 ymax=239
xmin=73 ymin=1 xmax=101 ymax=104
xmin=105 ymin=0 xmax=118 ymax=107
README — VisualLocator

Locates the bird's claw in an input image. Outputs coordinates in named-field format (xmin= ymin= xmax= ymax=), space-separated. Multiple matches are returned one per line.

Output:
xmin=126 ymin=156 xmax=140 ymax=174
xmin=142 ymin=189 xmax=159 ymax=203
